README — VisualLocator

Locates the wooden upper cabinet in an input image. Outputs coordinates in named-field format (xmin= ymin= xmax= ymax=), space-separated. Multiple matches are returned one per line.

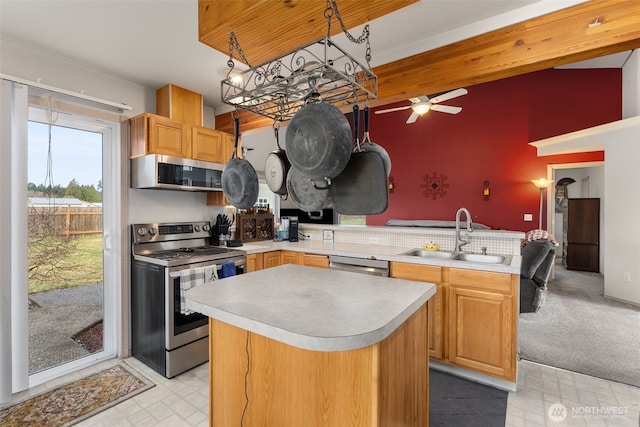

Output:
xmin=219 ymin=132 xmax=237 ymax=163
xmin=130 ymin=113 xmax=190 ymax=158
xmin=156 ymin=84 xmax=203 ymax=126
xmin=192 ymin=126 xmax=222 ymax=163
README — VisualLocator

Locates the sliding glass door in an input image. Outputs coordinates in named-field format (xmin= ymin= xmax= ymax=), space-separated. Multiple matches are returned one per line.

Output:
xmin=0 ymin=80 xmax=122 ymax=401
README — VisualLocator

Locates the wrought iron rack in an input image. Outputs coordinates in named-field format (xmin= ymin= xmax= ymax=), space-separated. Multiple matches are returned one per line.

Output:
xmin=221 ymin=36 xmax=377 ymax=122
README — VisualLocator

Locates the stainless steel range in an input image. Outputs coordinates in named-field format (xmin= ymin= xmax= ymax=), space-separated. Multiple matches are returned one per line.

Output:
xmin=131 ymin=221 xmax=246 ymax=378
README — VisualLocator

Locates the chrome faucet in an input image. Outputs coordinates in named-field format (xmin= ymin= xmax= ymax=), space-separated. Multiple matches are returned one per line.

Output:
xmin=455 ymin=207 xmax=473 ymax=253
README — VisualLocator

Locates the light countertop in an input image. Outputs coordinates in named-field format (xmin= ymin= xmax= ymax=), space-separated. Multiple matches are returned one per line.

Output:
xmin=185 ymin=264 xmax=436 ymax=352
xmin=240 ymin=239 xmax=521 ymax=274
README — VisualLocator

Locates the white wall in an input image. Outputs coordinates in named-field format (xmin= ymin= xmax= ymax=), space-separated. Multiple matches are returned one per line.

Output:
xmin=603 ymin=130 xmax=640 ymax=304
xmin=622 ymin=50 xmax=639 ymax=118
xmin=1 ymin=41 xmax=226 ymax=226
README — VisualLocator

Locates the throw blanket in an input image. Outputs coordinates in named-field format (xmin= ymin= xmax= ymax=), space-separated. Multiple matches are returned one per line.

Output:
xmin=524 ymin=229 xmax=559 ymax=246
xmin=179 ymin=265 xmax=218 ymax=315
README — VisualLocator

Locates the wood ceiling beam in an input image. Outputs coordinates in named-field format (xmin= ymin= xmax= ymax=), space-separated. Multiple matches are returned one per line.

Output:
xmin=198 ymin=0 xmax=417 ymax=65
xmin=214 ymin=0 xmax=640 ymax=134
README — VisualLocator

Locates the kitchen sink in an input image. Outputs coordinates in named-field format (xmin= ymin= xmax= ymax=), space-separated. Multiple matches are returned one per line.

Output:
xmin=450 ymin=253 xmax=506 ymax=264
xmin=401 ymin=248 xmax=510 ymax=265
xmin=401 ymin=249 xmax=454 ymax=259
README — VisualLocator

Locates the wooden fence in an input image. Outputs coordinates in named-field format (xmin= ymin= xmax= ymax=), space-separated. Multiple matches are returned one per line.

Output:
xmin=28 ymin=205 xmax=103 ymax=237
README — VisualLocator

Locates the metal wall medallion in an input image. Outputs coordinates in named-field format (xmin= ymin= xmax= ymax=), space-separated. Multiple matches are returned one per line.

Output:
xmin=421 ymin=172 xmax=449 ymax=199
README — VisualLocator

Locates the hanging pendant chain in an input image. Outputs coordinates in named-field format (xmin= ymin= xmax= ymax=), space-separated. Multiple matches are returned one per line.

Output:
xmin=325 ymin=0 xmax=371 ymax=64
xmin=227 ymin=31 xmax=251 ymax=69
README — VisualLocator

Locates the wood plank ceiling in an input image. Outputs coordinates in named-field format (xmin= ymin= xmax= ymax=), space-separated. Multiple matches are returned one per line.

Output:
xmin=200 ymin=0 xmax=640 ymax=134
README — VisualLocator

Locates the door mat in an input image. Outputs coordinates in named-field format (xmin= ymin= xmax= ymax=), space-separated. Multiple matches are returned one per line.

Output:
xmin=430 ymin=369 xmax=508 ymax=427
xmin=0 ymin=364 xmax=154 ymax=426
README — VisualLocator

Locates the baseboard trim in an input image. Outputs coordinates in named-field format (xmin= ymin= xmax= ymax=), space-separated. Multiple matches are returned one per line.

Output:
xmin=429 ymin=360 xmax=517 ymax=392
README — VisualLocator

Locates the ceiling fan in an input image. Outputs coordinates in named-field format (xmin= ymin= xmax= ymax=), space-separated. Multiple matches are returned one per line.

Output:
xmin=375 ymin=88 xmax=468 ymax=124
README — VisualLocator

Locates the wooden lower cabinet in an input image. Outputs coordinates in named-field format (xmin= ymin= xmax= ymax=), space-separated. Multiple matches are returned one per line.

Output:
xmin=262 ymin=251 xmax=282 ymax=269
xmin=249 ymin=250 xmax=328 ymax=272
xmin=448 ymin=286 xmax=514 ymax=380
xmin=246 ymin=253 xmax=263 ymax=273
xmin=280 ymin=250 xmax=303 ymax=265
xmin=391 ymin=262 xmax=517 ymax=382
xmin=390 ymin=262 xmax=443 ymax=359
xmin=302 ymin=253 xmax=330 ymax=268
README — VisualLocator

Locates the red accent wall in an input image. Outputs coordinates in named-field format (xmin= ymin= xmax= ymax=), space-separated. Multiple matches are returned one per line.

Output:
xmin=364 ymin=68 xmax=620 ymax=231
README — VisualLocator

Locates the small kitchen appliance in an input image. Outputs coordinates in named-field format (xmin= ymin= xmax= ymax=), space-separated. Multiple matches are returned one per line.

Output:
xmin=131 ymin=221 xmax=246 ymax=378
xmin=285 ymin=216 xmax=299 ymax=242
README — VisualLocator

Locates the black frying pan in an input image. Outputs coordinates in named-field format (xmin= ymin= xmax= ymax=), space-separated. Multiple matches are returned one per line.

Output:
xmin=222 ymin=116 xmax=259 ymax=209
xmin=285 ymin=102 xmax=352 ymax=181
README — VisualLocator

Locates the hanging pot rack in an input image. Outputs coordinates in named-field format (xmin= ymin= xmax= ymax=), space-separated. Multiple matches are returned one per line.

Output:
xmin=220 ymin=0 xmax=378 ymax=122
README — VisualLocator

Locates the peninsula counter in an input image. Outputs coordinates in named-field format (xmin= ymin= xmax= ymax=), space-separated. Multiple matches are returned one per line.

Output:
xmin=185 ymin=264 xmax=436 ymax=426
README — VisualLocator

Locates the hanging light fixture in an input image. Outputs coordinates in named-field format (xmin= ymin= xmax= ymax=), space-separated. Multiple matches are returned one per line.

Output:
xmin=220 ymin=0 xmax=378 ymax=121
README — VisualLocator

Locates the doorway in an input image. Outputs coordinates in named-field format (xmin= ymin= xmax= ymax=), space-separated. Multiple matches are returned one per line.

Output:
xmin=548 ymin=161 xmax=604 ymax=273
xmin=25 ymin=105 xmax=119 ymax=387
xmin=27 ymin=120 xmax=106 ymax=374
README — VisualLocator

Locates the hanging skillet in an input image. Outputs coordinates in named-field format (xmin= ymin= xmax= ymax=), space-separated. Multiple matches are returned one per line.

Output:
xmin=285 ymin=101 xmax=352 ymax=183
xmin=360 ymin=106 xmax=391 ymax=177
xmin=331 ymin=104 xmax=388 ymax=215
xmin=264 ymin=123 xmax=290 ymax=197
xmin=222 ymin=115 xmax=259 ymax=210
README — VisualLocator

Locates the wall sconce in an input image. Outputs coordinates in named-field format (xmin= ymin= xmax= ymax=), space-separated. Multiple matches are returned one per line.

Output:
xmin=531 ymin=178 xmax=554 ymax=229
xmin=388 ymin=176 xmax=395 ymax=193
xmin=483 ymin=180 xmax=490 ymax=201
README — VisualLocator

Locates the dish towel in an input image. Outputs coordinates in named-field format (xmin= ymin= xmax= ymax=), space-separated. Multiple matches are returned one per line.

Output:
xmin=220 ymin=262 xmax=236 ymax=279
xmin=179 ymin=266 xmax=206 ymax=315
xmin=204 ymin=264 xmax=219 ymax=283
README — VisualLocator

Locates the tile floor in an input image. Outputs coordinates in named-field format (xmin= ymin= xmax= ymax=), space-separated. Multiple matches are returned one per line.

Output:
xmin=6 ymin=357 xmax=640 ymax=426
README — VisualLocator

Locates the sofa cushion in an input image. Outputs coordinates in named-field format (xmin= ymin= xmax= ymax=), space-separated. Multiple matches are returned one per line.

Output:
xmin=520 ymin=240 xmax=553 ymax=280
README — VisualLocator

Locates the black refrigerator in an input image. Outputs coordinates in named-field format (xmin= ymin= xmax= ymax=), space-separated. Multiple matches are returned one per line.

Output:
xmin=566 ymin=198 xmax=600 ymax=272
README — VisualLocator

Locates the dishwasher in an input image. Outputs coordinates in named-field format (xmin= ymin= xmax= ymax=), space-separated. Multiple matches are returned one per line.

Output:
xmin=329 ymin=255 xmax=390 ymax=277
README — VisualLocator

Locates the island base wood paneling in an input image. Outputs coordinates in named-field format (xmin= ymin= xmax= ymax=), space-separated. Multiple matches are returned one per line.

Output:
xmin=208 ymin=303 xmax=428 ymax=426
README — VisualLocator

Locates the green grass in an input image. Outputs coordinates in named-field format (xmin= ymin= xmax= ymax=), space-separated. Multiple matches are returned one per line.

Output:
xmin=29 ymin=235 xmax=103 ymax=294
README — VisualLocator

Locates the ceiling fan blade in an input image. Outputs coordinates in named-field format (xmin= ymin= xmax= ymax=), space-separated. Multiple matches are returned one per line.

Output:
xmin=430 ymin=104 xmax=462 ymax=114
xmin=430 ymin=88 xmax=468 ymax=104
xmin=406 ymin=112 xmax=419 ymax=124
xmin=375 ymin=105 xmax=412 ymax=114
xmin=409 ymin=96 xmax=430 ymax=103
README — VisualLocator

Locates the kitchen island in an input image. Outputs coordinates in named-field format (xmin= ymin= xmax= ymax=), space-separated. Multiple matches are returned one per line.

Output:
xmin=185 ymin=264 xmax=436 ymax=427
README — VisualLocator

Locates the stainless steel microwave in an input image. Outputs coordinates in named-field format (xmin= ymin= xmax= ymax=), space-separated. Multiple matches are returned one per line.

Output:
xmin=131 ymin=154 xmax=224 ymax=192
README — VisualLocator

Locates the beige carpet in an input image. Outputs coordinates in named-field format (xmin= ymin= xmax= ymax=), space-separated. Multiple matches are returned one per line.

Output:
xmin=519 ymin=265 xmax=640 ymax=387
xmin=0 ymin=364 xmax=154 ymax=426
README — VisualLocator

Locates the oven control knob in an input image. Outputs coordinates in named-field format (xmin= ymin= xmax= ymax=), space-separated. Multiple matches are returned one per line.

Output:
xmin=194 ymin=225 xmax=201 ymax=232
xmin=148 ymin=227 xmax=157 ymax=235
xmin=137 ymin=228 xmax=147 ymax=237
xmin=202 ymin=224 xmax=211 ymax=231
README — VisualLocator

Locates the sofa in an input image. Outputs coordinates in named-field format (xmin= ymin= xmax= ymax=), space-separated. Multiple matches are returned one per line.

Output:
xmin=520 ymin=239 xmax=556 ymax=313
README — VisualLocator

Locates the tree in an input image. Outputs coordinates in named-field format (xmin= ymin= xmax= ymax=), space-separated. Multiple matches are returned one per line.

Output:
xmin=28 ymin=206 xmax=78 ymax=286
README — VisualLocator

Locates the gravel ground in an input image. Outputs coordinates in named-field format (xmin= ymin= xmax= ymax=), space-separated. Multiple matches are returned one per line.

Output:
xmin=28 ymin=283 xmax=103 ymax=374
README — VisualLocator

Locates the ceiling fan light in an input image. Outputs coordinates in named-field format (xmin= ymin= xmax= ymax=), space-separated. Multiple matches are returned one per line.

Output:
xmin=412 ymin=102 xmax=430 ymax=115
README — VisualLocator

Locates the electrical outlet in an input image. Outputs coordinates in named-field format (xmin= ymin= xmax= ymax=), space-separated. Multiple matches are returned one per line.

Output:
xmin=369 ymin=236 xmax=379 ymax=244
xmin=624 ymin=272 xmax=631 ymax=282
xmin=524 ymin=214 xmax=533 ymax=221
xmin=323 ymin=230 xmax=334 ymax=241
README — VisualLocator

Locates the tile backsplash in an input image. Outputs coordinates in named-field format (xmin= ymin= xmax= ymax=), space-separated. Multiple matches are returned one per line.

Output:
xmin=300 ymin=225 xmax=523 ymax=256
